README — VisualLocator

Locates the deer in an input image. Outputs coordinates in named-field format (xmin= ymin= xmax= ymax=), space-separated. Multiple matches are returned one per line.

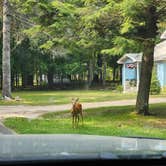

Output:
xmin=71 ymin=98 xmax=83 ymax=128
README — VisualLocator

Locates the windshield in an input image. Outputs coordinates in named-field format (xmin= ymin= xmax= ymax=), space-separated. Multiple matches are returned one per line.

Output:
xmin=0 ymin=0 xmax=166 ymax=161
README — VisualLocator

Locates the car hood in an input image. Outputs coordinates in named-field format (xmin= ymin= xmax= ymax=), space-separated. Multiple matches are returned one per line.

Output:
xmin=0 ymin=134 xmax=166 ymax=161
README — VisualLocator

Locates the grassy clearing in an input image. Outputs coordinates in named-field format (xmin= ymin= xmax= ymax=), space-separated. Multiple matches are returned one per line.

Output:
xmin=1 ymin=90 xmax=166 ymax=106
xmin=0 ymin=90 xmax=137 ymax=105
xmin=4 ymin=104 xmax=166 ymax=139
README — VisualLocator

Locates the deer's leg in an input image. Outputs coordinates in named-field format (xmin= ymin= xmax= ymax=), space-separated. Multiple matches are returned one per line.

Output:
xmin=80 ymin=110 xmax=83 ymax=125
xmin=74 ymin=115 xmax=77 ymax=129
xmin=75 ymin=115 xmax=77 ymax=128
xmin=72 ymin=114 xmax=75 ymax=128
xmin=77 ymin=115 xmax=79 ymax=127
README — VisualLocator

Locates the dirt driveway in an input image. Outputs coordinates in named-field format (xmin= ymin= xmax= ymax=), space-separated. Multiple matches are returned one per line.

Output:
xmin=0 ymin=98 xmax=166 ymax=120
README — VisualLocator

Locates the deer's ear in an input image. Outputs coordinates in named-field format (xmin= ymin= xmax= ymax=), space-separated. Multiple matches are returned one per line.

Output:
xmin=76 ymin=98 xmax=79 ymax=102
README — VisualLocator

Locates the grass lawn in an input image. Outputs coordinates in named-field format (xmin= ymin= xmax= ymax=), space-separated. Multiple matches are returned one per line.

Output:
xmin=0 ymin=90 xmax=137 ymax=105
xmin=4 ymin=103 xmax=166 ymax=139
xmin=0 ymin=90 xmax=166 ymax=106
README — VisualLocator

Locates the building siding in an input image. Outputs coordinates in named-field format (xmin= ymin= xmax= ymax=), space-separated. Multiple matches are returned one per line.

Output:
xmin=156 ymin=62 xmax=166 ymax=87
xmin=125 ymin=66 xmax=136 ymax=80
xmin=162 ymin=63 xmax=166 ymax=87
xmin=120 ymin=56 xmax=166 ymax=92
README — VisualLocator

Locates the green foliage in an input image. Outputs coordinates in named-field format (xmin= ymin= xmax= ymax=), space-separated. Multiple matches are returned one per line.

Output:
xmin=116 ymin=85 xmax=123 ymax=92
xmin=120 ymin=0 xmax=165 ymax=40
xmin=39 ymin=40 xmax=54 ymax=50
xmin=51 ymin=1 xmax=76 ymax=16
xmin=150 ymin=68 xmax=161 ymax=95
xmin=101 ymin=36 xmax=142 ymax=55
xmin=5 ymin=0 xmax=166 ymax=90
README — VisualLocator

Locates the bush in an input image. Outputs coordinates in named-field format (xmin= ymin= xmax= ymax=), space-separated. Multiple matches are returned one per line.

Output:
xmin=116 ymin=85 xmax=123 ymax=92
xmin=150 ymin=68 xmax=161 ymax=95
xmin=162 ymin=86 xmax=166 ymax=93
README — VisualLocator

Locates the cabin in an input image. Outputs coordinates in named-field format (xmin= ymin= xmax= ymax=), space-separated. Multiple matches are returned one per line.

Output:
xmin=117 ymin=31 xmax=166 ymax=92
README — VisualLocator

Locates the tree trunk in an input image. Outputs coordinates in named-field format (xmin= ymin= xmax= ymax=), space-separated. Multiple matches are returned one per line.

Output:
xmin=93 ymin=74 xmax=99 ymax=83
xmin=47 ymin=72 xmax=54 ymax=88
xmin=2 ymin=0 xmax=12 ymax=98
xmin=22 ymin=73 xmax=33 ymax=87
xmin=119 ymin=65 xmax=122 ymax=83
xmin=0 ymin=73 xmax=2 ymax=89
xmin=16 ymin=73 xmax=19 ymax=88
xmin=60 ymin=74 xmax=63 ymax=86
xmin=27 ymin=75 xmax=33 ymax=86
xmin=102 ymin=55 xmax=107 ymax=87
xmin=136 ymin=41 xmax=155 ymax=115
xmin=36 ymin=72 xmax=39 ymax=86
xmin=39 ymin=72 xmax=42 ymax=86
xmin=112 ymin=66 xmax=116 ymax=82
xmin=97 ymin=54 xmax=103 ymax=85
xmin=11 ymin=73 xmax=14 ymax=90
xmin=135 ymin=5 xmax=157 ymax=115
xmin=88 ymin=58 xmax=93 ymax=87
xmin=22 ymin=73 xmax=26 ymax=88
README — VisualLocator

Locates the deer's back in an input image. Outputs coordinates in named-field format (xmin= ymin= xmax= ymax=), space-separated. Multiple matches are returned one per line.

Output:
xmin=72 ymin=103 xmax=82 ymax=114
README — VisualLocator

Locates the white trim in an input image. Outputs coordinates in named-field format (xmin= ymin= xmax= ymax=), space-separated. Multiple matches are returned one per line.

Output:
xmin=123 ymin=64 xmax=126 ymax=93
xmin=136 ymin=62 xmax=139 ymax=91
xmin=117 ymin=55 xmax=136 ymax=64
xmin=117 ymin=53 xmax=142 ymax=64
xmin=126 ymin=55 xmax=136 ymax=62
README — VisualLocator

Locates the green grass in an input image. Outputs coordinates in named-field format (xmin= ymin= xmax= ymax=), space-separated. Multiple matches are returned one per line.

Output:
xmin=4 ymin=103 xmax=166 ymax=139
xmin=1 ymin=89 xmax=166 ymax=106
xmin=0 ymin=90 xmax=137 ymax=105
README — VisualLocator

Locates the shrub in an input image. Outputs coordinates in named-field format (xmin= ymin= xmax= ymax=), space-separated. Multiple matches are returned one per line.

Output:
xmin=116 ymin=85 xmax=123 ymax=92
xmin=150 ymin=68 xmax=161 ymax=95
xmin=162 ymin=86 xmax=166 ymax=93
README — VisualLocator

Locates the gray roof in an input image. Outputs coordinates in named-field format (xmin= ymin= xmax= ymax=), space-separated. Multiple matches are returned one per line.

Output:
xmin=117 ymin=53 xmax=142 ymax=64
xmin=117 ymin=43 xmax=166 ymax=64
xmin=117 ymin=30 xmax=166 ymax=64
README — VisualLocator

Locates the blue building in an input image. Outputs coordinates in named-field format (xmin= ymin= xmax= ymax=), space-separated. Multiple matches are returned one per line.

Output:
xmin=117 ymin=31 xmax=166 ymax=92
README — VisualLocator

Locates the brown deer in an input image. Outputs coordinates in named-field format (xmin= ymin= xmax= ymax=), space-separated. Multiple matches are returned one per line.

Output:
xmin=71 ymin=98 xmax=83 ymax=128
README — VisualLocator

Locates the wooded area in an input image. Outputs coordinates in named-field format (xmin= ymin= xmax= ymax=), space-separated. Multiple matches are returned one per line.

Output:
xmin=0 ymin=0 xmax=166 ymax=114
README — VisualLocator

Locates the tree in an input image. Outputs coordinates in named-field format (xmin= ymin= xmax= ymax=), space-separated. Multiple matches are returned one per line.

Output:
xmin=0 ymin=18 xmax=2 ymax=88
xmin=7 ymin=0 xmax=165 ymax=94
xmin=120 ymin=0 xmax=166 ymax=115
xmin=2 ymin=0 xmax=12 ymax=98
xmin=75 ymin=0 xmax=121 ymax=87
xmin=9 ymin=0 xmax=124 ymax=89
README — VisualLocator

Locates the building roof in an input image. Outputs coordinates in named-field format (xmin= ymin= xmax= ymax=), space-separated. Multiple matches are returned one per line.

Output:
xmin=117 ymin=30 xmax=166 ymax=64
xmin=117 ymin=53 xmax=142 ymax=64
xmin=117 ymin=44 xmax=166 ymax=64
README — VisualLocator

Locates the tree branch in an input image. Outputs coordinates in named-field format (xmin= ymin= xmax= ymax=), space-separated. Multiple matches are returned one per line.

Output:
xmin=157 ymin=5 xmax=166 ymax=17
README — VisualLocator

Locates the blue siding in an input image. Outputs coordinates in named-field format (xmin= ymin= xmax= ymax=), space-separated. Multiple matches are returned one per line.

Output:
xmin=157 ymin=62 xmax=166 ymax=87
xmin=163 ymin=63 xmax=166 ymax=86
xmin=122 ymin=63 xmax=137 ymax=86
xmin=122 ymin=64 xmax=125 ymax=86
xmin=125 ymin=67 xmax=136 ymax=80
xmin=157 ymin=63 xmax=163 ymax=87
xmin=122 ymin=58 xmax=137 ymax=81
xmin=121 ymin=57 xmax=166 ymax=90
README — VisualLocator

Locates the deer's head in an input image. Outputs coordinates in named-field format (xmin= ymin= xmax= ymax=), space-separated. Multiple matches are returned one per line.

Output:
xmin=71 ymin=98 xmax=79 ymax=105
